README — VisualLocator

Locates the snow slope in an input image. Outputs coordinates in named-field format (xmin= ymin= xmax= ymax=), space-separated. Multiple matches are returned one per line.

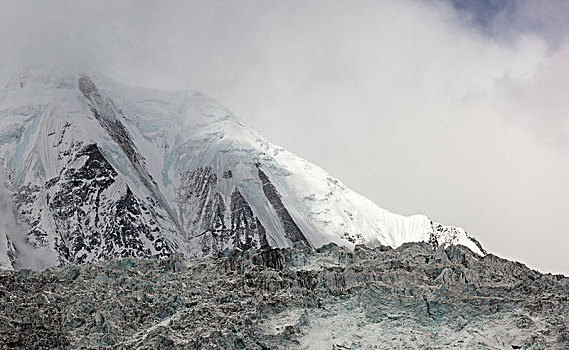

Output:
xmin=0 ymin=66 xmax=484 ymax=269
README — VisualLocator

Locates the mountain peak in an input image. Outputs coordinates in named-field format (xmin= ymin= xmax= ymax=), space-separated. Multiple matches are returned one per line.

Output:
xmin=0 ymin=73 xmax=484 ymax=270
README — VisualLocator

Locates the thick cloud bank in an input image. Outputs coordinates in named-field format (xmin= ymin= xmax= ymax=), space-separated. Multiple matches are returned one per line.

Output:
xmin=0 ymin=0 xmax=568 ymax=274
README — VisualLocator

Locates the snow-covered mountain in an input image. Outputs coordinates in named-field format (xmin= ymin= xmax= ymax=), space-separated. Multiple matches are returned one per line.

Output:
xmin=0 ymin=67 xmax=485 ymax=270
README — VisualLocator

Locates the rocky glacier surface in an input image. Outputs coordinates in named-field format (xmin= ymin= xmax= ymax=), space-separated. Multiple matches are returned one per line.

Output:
xmin=1 ymin=242 xmax=567 ymax=349
xmin=0 ymin=66 xmax=484 ymax=270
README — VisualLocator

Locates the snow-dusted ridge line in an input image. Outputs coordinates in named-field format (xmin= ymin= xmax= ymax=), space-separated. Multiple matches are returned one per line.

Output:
xmin=0 ymin=67 xmax=484 ymax=270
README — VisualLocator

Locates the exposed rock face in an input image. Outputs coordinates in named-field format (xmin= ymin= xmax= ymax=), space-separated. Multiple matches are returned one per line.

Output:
xmin=1 ymin=243 xmax=567 ymax=349
xmin=256 ymin=164 xmax=309 ymax=247
xmin=43 ymin=142 xmax=173 ymax=264
xmin=178 ymin=166 xmax=271 ymax=256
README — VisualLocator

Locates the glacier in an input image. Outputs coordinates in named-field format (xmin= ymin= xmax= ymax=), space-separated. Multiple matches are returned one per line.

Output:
xmin=0 ymin=66 xmax=484 ymax=269
xmin=1 ymin=243 xmax=567 ymax=348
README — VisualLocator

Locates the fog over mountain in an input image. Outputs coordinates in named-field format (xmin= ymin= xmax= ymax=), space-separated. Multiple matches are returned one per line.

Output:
xmin=0 ymin=0 xmax=568 ymax=274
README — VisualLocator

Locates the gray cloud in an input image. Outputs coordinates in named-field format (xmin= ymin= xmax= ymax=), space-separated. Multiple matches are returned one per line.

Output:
xmin=0 ymin=0 xmax=568 ymax=274
xmin=450 ymin=0 xmax=569 ymax=48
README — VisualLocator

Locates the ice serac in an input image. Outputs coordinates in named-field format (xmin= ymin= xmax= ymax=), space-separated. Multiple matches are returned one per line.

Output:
xmin=0 ymin=67 xmax=485 ymax=268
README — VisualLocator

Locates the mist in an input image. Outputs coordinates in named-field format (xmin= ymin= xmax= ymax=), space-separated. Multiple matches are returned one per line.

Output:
xmin=0 ymin=168 xmax=58 ymax=270
xmin=0 ymin=0 xmax=568 ymax=274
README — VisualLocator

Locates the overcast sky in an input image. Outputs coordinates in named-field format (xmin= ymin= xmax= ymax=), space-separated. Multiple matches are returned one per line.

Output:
xmin=1 ymin=0 xmax=568 ymax=274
